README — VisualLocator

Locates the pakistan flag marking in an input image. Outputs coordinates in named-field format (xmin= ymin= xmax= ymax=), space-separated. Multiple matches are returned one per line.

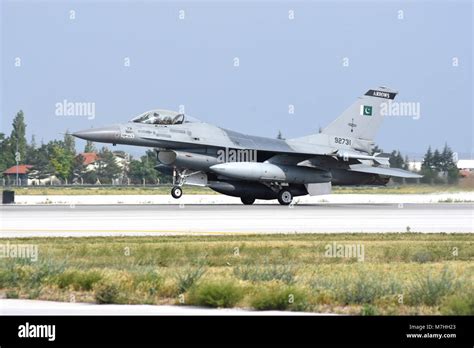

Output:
xmin=360 ymin=105 xmax=373 ymax=116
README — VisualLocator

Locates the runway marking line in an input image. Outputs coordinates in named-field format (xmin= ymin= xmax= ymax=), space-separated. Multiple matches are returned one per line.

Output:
xmin=0 ymin=228 xmax=246 ymax=235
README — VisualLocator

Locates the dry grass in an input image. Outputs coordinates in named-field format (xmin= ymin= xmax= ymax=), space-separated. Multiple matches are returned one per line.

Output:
xmin=0 ymin=233 xmax=472 ymax=314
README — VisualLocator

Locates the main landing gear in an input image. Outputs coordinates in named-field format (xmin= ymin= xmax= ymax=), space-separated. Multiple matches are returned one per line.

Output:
xmin=239 ymin=188 xmax=293 ymax=205
xmin=277 ymin=188 xmax=293 ymax=205
xmin=240 ymin=196 xmax=256 ymax=205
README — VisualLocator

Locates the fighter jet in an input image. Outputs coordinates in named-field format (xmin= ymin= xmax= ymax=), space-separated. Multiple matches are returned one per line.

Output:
xmin=73 ymin=87 xmax=421 ymax=205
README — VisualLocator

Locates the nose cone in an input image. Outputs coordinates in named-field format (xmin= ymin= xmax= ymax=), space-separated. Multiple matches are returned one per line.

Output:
xmin=73 ymin=125 xmax=120 ymax=143
xmin=210 ymin=162 xmax=253 ymax=179
xmin=209 ymin=163 xmax=228 ymax=175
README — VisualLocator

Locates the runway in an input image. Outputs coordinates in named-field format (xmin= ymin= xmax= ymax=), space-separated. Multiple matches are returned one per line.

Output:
xmin=1 ymin=203 xmax=472 ymax=237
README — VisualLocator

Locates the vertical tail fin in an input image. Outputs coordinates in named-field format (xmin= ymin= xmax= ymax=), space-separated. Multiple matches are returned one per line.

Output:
xmin=321 ymin=86 xmax=398 ymax=141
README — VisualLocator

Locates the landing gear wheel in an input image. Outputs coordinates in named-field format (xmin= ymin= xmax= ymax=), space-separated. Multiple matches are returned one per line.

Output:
xmin=171 ymin=186 xmax=183 ymax=199
xmin=277 ymin=189 xmax=293 ymax=205
xmin=241 ymin=197 xmax=256 ymax=205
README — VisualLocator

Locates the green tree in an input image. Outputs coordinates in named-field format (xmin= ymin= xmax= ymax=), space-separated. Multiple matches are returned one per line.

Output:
xmin=23 ymin=141 xmax=54 ymax=178
xmin=25 ymin=134 xmax=37 ymax=165
xmin=388 ymin=150 xmax=405 ymax=183
xmin=127 ymin=159 xmax=145 ymax=184
xmin=10 ymin=110 xmax=27 ymax=165
xmin=371 ymin=145 xmax=383 ymax=155
xmin=389 ymin=150 xmax=405 ymax=169
xmin=432 ymin=149 xmax=442 ymax=172
xmin=64 ymin=131 xmax=76 ymax=156
xmin=440 ymin=143 xmax=459 ymax=184
xmin=72 ymin=154 xmax=87 ymax=184
xmin=95 ymin=147 xmax=122 ymax=184
xmin=420 ymin=145 xmax=458 ymax=184
xmin=421 ymin=146 xmax=433 ymax=170
xmin=126 ymin=150 xmax=168 ymax=184
xmin=0 ymin=133 xmax=14 ymax=172
xmin=421 ymin=146 xmax=435 ymax=184
xmin=35 ymin=142 xmax=56 ymax=177
xmin=50 ymin=144 xmax=74 ymax=182
xmin=403 ymin=155 xmax=409 ymax=170
xmin=30 ymin=134 xmax=37 ymax=148
xmin=84 ymin=140 xmax=96 ymax=153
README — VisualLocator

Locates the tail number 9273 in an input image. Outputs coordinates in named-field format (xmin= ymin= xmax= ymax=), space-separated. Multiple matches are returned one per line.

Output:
xmin=334 ymin=137 xmax=351 ymax=146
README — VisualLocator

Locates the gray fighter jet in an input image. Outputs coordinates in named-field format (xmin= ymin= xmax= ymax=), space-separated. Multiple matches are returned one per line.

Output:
xmin=73 ymin=87 xmax=421 ymax=205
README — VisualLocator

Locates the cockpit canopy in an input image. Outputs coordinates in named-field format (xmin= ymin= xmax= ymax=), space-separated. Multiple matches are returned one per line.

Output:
xmin=130 ymin=109 xmax=199 ymax=125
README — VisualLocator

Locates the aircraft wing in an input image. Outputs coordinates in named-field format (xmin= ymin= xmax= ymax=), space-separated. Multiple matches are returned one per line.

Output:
xmin=348 ymin=164 xmax=423 ymax=178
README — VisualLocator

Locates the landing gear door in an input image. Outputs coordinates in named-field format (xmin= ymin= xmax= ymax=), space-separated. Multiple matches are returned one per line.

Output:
xmin=185 ymin=172 xmax=208 ymax=187
xmin=305 ymin=182 xmax=332 ymax=196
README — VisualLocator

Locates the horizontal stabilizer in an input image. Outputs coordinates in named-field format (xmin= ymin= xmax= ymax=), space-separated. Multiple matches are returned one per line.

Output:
xmin=336 ymin=150 xmax=389 ymax=165
xmin=349 ymin=164 xmax=423 ymax=178
xmin=373 ymin=153 xmax=391 ymax=166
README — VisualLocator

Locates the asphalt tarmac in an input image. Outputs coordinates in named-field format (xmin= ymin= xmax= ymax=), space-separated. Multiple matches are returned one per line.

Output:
xmin=1 ymin=203 xmax=472 ymax=237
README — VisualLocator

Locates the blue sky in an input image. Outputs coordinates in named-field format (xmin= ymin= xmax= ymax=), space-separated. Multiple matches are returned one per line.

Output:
xmin=1 ymin=0 xmax=472 ymax=159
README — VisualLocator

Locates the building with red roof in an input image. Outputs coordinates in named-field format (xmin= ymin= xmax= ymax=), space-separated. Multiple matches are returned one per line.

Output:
xmin=77 ymin=152 xmax=99 ymax=166
xmin=2 ymin=165 xmax=34 ymax=186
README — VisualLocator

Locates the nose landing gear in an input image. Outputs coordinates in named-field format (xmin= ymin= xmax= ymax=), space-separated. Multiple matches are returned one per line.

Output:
xmin=170 ymin=168 xmax=206 ymax=199
xmin=171 ymin=186 xmax=183 ymax=199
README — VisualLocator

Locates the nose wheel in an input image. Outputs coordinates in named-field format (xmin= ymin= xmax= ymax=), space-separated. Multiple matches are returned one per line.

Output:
xmin=171 ymin=186 xmax=183 ymax=199
xmin=277 ymin=189 xmax=293 ymax=205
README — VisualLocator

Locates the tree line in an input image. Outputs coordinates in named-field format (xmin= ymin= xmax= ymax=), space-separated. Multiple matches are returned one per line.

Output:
xmin=372 ymin=144 xmax=459 ymax=184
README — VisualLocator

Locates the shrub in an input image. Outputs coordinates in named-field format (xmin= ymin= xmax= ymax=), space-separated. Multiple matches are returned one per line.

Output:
xmin=311 ymin=271 xmax=402 ymax=305
xmin=188 ymin=281 xmax=243 ymax=308
xmin=0 ymin=265 xmax=20 ymax=288
xmin=6 ymin=289 xmax=19 ymax=299
xmin=412 ymin=251 xmax=433 ymax=263
xmin=340 ymin=275 xmax=394 ymax=304
xmin=250 ymin=285 xmax=308 ymax=311
xmin=28 ymin=260 xmax=67 ymax=288
xmin=134 ymin=270 xmax=163 ymax=296
xmin=361 ymin=304 xmax=378 ymax=316
xmin=233 ymin=263 xmax=295 ymax=284
xmin=175 ymin=266 xmax=206 ymax=294
xmin=440 ymin=293 xmax=474 ymax=315
xmin=0 ymin=259 xmax=66 ymax=289
xmin=54 ymin=270 xmax=102 ymax=291
xmin=94 ymin=281 xmax=120 ymax=304
xmin=407 ymin=267 xmax=455 ymax=306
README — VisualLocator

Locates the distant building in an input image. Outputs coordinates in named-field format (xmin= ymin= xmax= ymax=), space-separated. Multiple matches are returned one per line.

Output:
xmin=2 ymin=165 xmax=33 ymax=186
xmin=112 ymin=151 xmax=129 ymax=170
xmin=457 ymin=159 xmax=474 ymax=177
xmin=457 ymin=159 xmax=474 ymax=170
xmin=77 ymin=152 xmax=99 ymax=171
xmin=76 ymin=151 xmax=128 ymax=171
xmin=407 ymin=161 xmax=422 ymax=172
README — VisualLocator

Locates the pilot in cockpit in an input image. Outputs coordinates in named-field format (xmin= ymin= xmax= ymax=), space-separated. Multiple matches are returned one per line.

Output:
xmin=131 ymin=110 xmax=195 ymax=125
